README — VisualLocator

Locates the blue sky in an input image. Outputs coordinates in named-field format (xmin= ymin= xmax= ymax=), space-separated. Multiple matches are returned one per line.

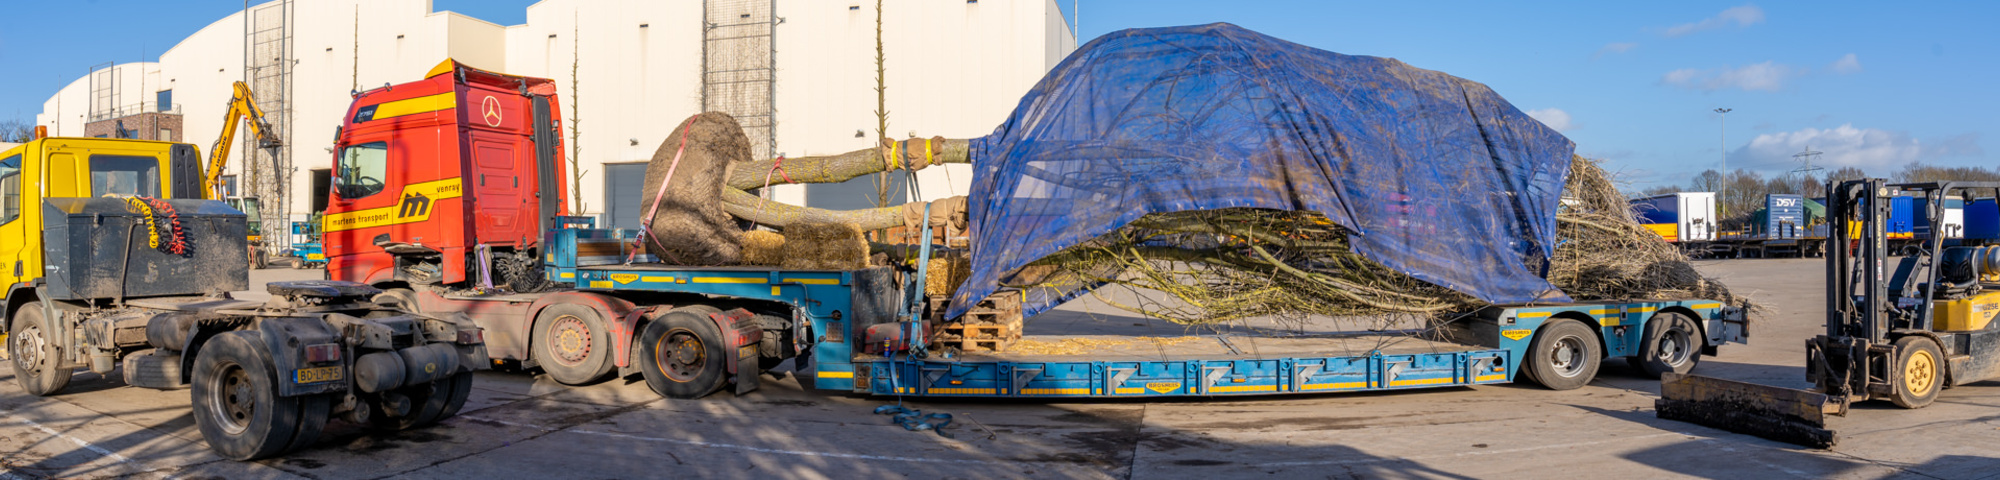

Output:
xmin=2 ymin=1 xmax=1992 ymax=190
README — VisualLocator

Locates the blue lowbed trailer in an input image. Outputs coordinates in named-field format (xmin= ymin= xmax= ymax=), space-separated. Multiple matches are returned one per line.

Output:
xmin=542 ymin=220 xmax=1748 ymax=398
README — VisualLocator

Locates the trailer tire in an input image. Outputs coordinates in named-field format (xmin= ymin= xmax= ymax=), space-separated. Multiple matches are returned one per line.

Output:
xmin=1888 ymin=336 xmax=1944 ymax=409
xmin=1636 ymin=312 xmax=1703 ymax=378
xmin=637 ymin=311 xmax=727 ymax=399
xmin=191 ymin=331 xmax=327 ymax=460
xmin=1525 ymin=320 xmax=1601 ymax=391
xmin=10 ymin=304 xmax=73 ymax=396
xmin=533 ymin=304 xmax=613 ymax=385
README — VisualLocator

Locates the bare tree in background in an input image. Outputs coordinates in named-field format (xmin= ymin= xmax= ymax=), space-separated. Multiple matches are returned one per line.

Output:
xmin=568 ymin=17 xmax=587 ymax=214
xmin=1827 ymin=166 xmax=1869 ymax=184
xmin=1689 ymin=169 xmax=1725 ymax=193
xmin=0 ymin=120 xmax=34 ymax=143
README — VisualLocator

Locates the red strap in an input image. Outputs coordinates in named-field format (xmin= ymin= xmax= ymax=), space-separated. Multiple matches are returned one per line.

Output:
xmin=629 ymin=116 xmax=697 ymax=264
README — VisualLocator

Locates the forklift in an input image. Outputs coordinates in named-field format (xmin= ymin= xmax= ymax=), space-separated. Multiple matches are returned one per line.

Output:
xmin=1658 ymin=178 xmax=2000 ymax=447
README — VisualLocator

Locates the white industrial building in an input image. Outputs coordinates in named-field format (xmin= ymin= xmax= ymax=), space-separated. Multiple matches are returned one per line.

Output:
xmin=37 ymin=0 xmax=1075 ymax=244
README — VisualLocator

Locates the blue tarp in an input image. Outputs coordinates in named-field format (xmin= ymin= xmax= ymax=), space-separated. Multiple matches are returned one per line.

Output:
xmin=948 ymin=23 xmax=1577 ymax=319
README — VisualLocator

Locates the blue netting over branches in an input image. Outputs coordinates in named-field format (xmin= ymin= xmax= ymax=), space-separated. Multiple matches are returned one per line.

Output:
xmin=948 ymin=23 xmax=1576 ymax=320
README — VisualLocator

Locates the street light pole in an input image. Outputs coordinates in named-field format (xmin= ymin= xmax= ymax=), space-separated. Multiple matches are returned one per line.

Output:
xmin=1715 ymin=107 xmax=1732 ymax=215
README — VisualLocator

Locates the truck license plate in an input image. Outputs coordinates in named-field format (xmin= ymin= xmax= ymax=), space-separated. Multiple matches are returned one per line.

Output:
xmin=295 ymin=366 xmax=344 ymax=384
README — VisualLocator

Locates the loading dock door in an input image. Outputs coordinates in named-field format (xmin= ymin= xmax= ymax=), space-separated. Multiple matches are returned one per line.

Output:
xmin=604 ymin=162 xmax=647 ymax=229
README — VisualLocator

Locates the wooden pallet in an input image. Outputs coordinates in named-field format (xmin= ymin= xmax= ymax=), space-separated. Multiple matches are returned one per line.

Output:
xmin=934 ymin=290 xmax=1026 ymax=352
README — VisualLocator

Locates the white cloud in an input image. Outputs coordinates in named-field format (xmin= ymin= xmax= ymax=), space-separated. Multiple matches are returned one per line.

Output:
xmin=1593 ymin=42 xmax=1637 ymax=59
xmin=1829 ymin=53 xmax=1862 ymax=74
xmin=1665 ymin=5 xmax=1766 ymax=37
xmin=1732 ymin=124 xmax=1923 ymax=169
xmin=1526 ymin=108 xmax=1573 ymax=132
xmin=1660 ymin=61 xmax=1798 ymax=92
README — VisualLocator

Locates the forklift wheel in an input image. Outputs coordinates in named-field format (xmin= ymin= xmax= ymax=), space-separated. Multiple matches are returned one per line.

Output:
xmin=1889 ymin=336 xmax=1944 ymax=409
xmin=191 ymin=331 xmax=331 ymax=460
xmin=9 ymin=305 xmax=72 ymax=396
xmin=1636 ymin=312 xmax=1703 ymax=378
xmin=1525 ymin=319 xmax=1601 ymax=390
xmin=637 ymin=311 xmax=728 ymax=399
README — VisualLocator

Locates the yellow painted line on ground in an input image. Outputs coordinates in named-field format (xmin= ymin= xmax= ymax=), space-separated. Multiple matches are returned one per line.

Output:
xmin=692 ymin=277 xmax=765 ymax=284
xmin=1209 ymin=385 xmax=1279 ymax=394
xmin=1389 ymin=377 xmax=1454 ymax=387
xmin=816 ymin=371 xmax=853 ymax=379
xmin=783 ymin=278 xmax=840 ymax=285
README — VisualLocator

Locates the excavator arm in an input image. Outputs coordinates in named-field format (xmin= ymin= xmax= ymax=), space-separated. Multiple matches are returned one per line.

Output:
xmin=204 ymin=81 xmax=282 ymax=199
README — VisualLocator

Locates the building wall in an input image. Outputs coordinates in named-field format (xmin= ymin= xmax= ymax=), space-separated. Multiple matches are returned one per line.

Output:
xmin=83 ymin=113 xmax=183 ymax=142
xmin=35 ymin=0 xmax=1074 ymax=230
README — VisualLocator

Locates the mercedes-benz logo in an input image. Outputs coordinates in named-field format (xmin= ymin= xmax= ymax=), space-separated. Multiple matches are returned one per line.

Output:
xmin=481 ymin=96 xmax=503 ymax=127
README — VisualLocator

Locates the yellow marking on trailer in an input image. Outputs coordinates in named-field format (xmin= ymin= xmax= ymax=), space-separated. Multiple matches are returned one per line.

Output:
xmin=1389 ymin=377 xmax=1454 ymax=387
xmin=1209 ymin=385 xmax=1278 ymax=393
xmin=1690 ymin=303 xmax=1722 ymax=309
xmin=692 ymin=277 xmax=765 ymax=284
xmin=589 ymin=280 xmax=612 ymax=289
xmin=1518 ymin=311 xmax=1552 ymax=319
xmin=1599 ymin=317 xmax=1622 ymax=326
xmin=1627 ymin=306 xmax=1658 ymax=313
xmin=559 ymin=272 xmax=575 ymax=279
xmin=640 ymin=276 xmax=672 ymax=282
xmin=929 ymin=388 xmax=996 ymax=395
xmin=1114 ymin=387 xmax=1143 ymax=394
xmin=816 ymin=371 xmax=853 ymax=379
xmin=771 ymin=286 xmax=782 ymax=296
xmin=1022 ymin=388 xmax=1090 ymax=395
xmin=1502 ymin=329 xmax=1533 ymax=341
xmin=1588 ymin=308 xmax=1617 ymax=315
xmin=1146 ymin=382 xmax=1182 ymax=394
xmin=1475 ymin=374 xmax=1507 ymax=382
xmin=608 ymin=273 xmax=639 ymax=284
xmin=1301 ymin=382 xmax=1367 ymax=391
xmin=783 ymin=278 xmax=840 ymax=285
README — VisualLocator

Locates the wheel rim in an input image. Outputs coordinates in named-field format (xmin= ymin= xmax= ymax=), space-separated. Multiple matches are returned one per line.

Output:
xmin=1658 ymin=327 xmax=1694 ymax=366
xmin=547 ymin=314 xmax=593 ymax=366
xmin=205 ymin=363 xmax=256 ymax=435
xmin=13 ymin=325 xmax=44 ymax=377
xmin=655 ymin=328 xmax=706 ymax=383
xmin=1550 ymin=334 xmax=1588 ymax=378
xmin=1904 ymin=349 xmax=1937 ymax=396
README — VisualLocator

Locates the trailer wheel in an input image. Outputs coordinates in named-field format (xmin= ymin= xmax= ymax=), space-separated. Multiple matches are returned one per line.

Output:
xmin=10 ymin=304 xmax=72 ymax=396
xmin=1636 ymin=312 xmax=1703 ymax=378
xmin=371 ymin=372 xmax=473 ymax=430
xmin=191 ymin=331 xmax=330 ymax=460
xmin=533 ymin=303 xmax=613 ymax=385
xmin=637 ymin=311 xmax=727 ymax=399
xmin=1525 ymin=319 xmax=1601 ymax=390
xmin=1889 ymin=336 xmax=1944 ymax=409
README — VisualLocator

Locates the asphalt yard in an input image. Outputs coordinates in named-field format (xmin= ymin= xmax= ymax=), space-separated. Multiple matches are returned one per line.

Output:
xmin=1 ymin=259 xmax=1996 ymax=479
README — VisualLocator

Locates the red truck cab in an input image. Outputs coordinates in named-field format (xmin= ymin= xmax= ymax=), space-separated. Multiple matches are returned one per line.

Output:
xmin=326 ymin=59 xmax=567 ymax=290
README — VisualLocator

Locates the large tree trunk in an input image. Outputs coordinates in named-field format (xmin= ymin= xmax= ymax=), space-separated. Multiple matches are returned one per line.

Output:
xmin=725 ymin=138 xmax=971 ymax=190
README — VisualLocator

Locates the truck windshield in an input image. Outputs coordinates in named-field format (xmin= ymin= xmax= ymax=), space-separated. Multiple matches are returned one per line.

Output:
xmin=89 ymin=155 xmax=160 ymax=197
xmin=336 ymin=142 xmax=388 ymax=199
xmin=1 ymin=155 xmax=19 ymax=225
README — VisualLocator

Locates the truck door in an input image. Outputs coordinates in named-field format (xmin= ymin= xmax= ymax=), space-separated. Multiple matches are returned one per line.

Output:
xmin=0 ymin=153 xmax=24 ymax=291
xmin=468 ymin=138 xmax=526 ymax=244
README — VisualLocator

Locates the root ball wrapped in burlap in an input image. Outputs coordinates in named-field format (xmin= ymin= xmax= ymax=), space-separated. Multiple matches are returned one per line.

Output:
xmin=641 ymin=112 xmax=746 ymax=265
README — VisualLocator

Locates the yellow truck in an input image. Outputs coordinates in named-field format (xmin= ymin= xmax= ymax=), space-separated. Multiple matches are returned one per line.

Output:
xmin=1 ymin=137 xmax=486 ymax=460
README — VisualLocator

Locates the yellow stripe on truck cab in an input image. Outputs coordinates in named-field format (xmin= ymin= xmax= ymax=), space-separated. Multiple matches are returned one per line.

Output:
xmin=368 ymin=92 xmax=457 ymax=121
xmin=321 ymin=178 xmax=464 ymax=232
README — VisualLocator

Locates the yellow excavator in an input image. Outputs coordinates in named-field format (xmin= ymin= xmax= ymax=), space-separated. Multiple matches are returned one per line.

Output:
xmin=207 ymin=81 xmax=283 ymax=268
